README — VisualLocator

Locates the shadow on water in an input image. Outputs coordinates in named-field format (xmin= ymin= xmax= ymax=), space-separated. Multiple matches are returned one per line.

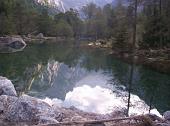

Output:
xmin=0 ymin=42 xmax=170 ymax=114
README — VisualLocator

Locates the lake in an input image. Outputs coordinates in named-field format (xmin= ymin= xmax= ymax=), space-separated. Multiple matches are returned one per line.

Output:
xmin=0 ymin=42 xmax=170 ymax=116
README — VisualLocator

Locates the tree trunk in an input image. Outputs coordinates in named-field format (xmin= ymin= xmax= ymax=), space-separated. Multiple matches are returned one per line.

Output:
xmin=127 ymin=0 xmax=137 ymax=117
xmin=159 ymin=0 xmax=162 ymax=15
xmin=159 ymin=0 xmax=163 ymax=47
xmin=127 ymin=63 xmax=134 ymax=116
xmin=132 ymin=0 xmax=137 ymax=48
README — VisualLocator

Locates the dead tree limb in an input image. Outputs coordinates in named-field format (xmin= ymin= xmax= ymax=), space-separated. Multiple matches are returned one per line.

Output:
xmin=37 ymin=115 xmax=153 ymax=126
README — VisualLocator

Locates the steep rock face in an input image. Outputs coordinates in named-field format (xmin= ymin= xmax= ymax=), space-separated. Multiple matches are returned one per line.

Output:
xmin=111 ymin=0 xmax=128 ymax=6
xmin=36 ymin=0 xmax=65 ymax=11
xmin=37 ymin=0 xmax=114 ymax=12
xmin=60 ymin=0 xmax=113 ymax=11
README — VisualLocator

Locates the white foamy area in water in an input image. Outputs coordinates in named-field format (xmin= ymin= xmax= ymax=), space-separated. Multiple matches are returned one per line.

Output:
xmin=43 ymin=85 xmax=161 ymax=117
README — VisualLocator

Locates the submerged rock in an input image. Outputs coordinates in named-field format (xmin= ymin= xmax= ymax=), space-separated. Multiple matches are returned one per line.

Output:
xmin=0 ymin=77 xmax=17 ymax=96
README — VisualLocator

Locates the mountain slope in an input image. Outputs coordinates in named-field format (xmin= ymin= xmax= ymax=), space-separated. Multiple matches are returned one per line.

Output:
xmin=61 ymin=0 xmax=113 ymax=11
xmin=37 ymin=0 xmax=114 ymax=12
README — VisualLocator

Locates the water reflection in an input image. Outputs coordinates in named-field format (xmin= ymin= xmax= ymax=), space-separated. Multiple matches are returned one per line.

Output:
xmin=0 ymin=43 xmax=170 ymax=114
xmin=43 ymin=85 xmax=160 ymax=116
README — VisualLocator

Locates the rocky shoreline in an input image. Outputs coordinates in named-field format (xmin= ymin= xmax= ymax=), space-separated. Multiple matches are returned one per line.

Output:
xmin=110 ymin=48 xmax=170 ymax=74
xmin=1 ymin=36 xmax=170 ymax=74
xmin=0 ymin=36 xmax=27 ymax=53
xmin=86 ymin=41 xmax=170 ymax=74
xmin=0 ymin=76 xmax=129 ymax=126
xmin=0 ymin=76 xmax=170 ymax=126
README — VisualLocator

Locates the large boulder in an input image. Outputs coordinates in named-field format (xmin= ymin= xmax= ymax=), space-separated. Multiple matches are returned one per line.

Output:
xmin=0 ymin=95 xmax=61 ymax=124
xmin=155 ymin=111 xmax=170 ymax=126
xmin=0 ymin=95 xmax=18 ymax=114
xmin=164 ymin=111 xmax=170 ymax=121
xmin=4 ymin=95 xmax=60 ymax=124
xmin=0 ymin=76 xmax=61 ymax=124
xmin=36 ymin=33 xmax=44 ymax=39
xmin=0 ymin=36 xmax=26 ymax=53
xmin=0 ymin=77 xmax=17 ymax=96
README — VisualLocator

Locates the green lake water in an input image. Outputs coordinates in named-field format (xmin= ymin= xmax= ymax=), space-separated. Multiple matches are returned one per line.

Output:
xmin=0 ymin=42 xmax=170 ymax=115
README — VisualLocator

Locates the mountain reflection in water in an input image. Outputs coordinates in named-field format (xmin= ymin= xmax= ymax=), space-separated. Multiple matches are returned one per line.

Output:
xmin=0 ymin=43 xmax=170 ymax=115
xmin=43 ymin=85 xmax=160 ymax=116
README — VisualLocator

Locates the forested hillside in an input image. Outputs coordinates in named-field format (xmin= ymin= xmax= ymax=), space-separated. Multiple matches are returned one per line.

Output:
xmin=0 ymin=0 xmax=170 ymax=48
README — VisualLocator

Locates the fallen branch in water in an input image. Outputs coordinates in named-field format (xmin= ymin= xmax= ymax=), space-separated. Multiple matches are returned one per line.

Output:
xmin=38 ymin=115 xmax=154 ymax=126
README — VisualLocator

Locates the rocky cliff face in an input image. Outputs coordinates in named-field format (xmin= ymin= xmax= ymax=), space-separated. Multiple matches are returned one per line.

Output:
xmin=36 ymin=0 xmax=114 ymax=12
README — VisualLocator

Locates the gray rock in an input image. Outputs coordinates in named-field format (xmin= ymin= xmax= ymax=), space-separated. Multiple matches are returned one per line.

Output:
xmin=146 ymin=114 xmax=163 ymax=121
xmin=0 ymin=77 xmax=60 ymax=124
xmin=164 ymin=111 xmax=170 ymax=121
xmin=0 ymin=36 xmax=26 ymax=47
xmin=0 ymin=36 xmax=26 ymax=53
xmin=36 ymin=33 xmax=44 ymax=39
xmin=84 ymin=123 xmax=106 ymax=126
xmin=156 ymin=123 xmax=170 ymax=126
xmin=39 ymin=116 xmax=59 ymax=124
xmin=0 ymin=76 xmax=17 ymax=96
xmin=0 ymin=95 xmax=18 ymax=113
xmin=5 ymin=95 xmax=59 ymax=124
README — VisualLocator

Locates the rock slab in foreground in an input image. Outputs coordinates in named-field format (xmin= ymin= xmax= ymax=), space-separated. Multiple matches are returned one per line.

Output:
xmin=6 ymin=95 xmax=59 ymax=124
xmin=1 ymin=76 xmax=170 ymax=126
xmin=0 ymin=76 xmax=61 ymax=124
xmin=164 ymin=111 xmax=170 ymax=121
xmin=0 ymin=94 xmax=61 ymax=124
